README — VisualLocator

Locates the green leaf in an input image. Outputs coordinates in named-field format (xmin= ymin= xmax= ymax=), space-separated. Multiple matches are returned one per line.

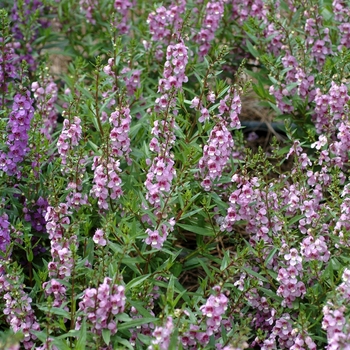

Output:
xmin=126 ymin=274 xmax=151 ymax=291
xmin=246 ymin=40 xmax=259 ymax=58
xmin=167 ymin=275 xmax=175 ymax=305
xmin=242 ymin=267 xmax=269 ymax=283
xmin=170 ymin=261 xmax=183 ymax=277
xmin=75 ymin=319 xmax=87 ymax=350
xmin=52 ymin=339 xmax=72 ymax=350
xmin=113 ymin=336 xmax=135 ymax=349
xmin=179 ymin=208 xmax=203 ymax=220
xmin=220 ymin=250 xmax=230 ymax=271
xmin=265 ymin=247 xmax=278 ymax=266
xmin=258 ymin=287 xmax=283 ymax=302
xmin=102 ymin=329 xmax=111 ymax=345
xmin=168 ymin=327 xmax=179 ymax=349
xmin=118 ymin=317 xmax=157 ymax=331
xmin=198 ymin=259 xmax=214 ymax=282
xmin=87 ymin=140 xmax=99 ymax=153
xmin=129 ymin=301 xmax=155 ymax=318
xmin=177 ymin=223 xmax=214 ymax=236
xmin=36 ymin=306 xmax=71 ymax=319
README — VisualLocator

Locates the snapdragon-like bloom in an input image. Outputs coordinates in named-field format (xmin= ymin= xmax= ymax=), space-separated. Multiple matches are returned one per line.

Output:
xmin=90 ymin=156 xmax=123 ymax=211
xmin=262 ymin=314 xmax=295 ymax=349
xmin=11 ymin=0 xmax=47 ymax=71
xmin=57 ymin=116 xmax=82 ymax=171
xmin=196 ymin=1 xmax=225 ymax=57
xmin=333 ymin=0 xmax=349 ymax=21
xmin=31 ymin=77 xmax=58 ymax=139
xmin=147 ymin=0 xmax=186 ymax=43
xmin=0 ymin=89 xmax=34 ymax=177
xmin=76 ymin=277 xmax=126 ymax=336
xmin=300 ymin=235 xmax=330 ymax=262
xmin=0 ymin=263 xmax=41 ymax=349
xmin=276 ymin=248 xmax=306 ymax=308
xmin=322 ymin=269 xmax=350 ymax=349
xmin=93 ymin=228 xmax=107 ymax=246
xmin=79 ymin=0 xmax=98 ymax=24
xmin=0 ymin=39 xmax=19 ymax=103
xmin=313 ymin=82 xmax=349 ymax=134
xmin=149 ymin=317 xmax=174 ymax=350
xmin=144 ymin=40 xmax=188 ymax=249
xmin=198 ymin=88 xmax=241 ymax=190
xmin=200 ymin=286 xmax=228 ymax=335
xmin=180 ymin=286 xmax=230 ymax=348
xmin=0 ymin=213 xmax=10 ymax=253
xmin=120 ymin=67 xmax=141 ymax=95
xmin=109 ymin=106 xmax=132 ymax=165
xmin=114 ymin=0 xmax=133 ymax=34
xmin=199 ymin=119 xmax=234 ymax=191
xmin=231 ymin=0 xmax=266 ymax=24
xmin=44 ymin=203 xmax=76 ymax=284
xmin=156 ymin=41 xmax=188 ymax=111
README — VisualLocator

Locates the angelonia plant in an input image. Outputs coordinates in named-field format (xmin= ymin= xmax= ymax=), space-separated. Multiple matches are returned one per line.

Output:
xmin=2 ymin=0 xmax=350 ymax=349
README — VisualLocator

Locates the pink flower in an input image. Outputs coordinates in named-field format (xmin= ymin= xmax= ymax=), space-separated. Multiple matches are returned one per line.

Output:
xmin=93 ymin=229 xmax=107 ymax=246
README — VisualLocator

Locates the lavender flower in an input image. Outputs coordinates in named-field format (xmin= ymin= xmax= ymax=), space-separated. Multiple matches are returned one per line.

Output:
xmin=0 ymin=213 xmax=10 ymax=253
xmin=0 ymin=89 xmax=34 ymax=177
xmin=76 ymin=277 xmax=126 ymax=336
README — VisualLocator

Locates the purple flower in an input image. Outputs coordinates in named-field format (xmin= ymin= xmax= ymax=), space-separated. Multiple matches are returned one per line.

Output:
xmin=0 ymin=213 xmax=10 ymax=253
xmin=0 ymin=90 xmax=34 ymax=177
xmin=93 ymin=229 xmax=107 ymax=246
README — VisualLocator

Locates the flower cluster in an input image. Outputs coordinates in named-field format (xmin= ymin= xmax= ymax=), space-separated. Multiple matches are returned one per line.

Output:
xmin=334 ymin=184 xmax=350 ymax=246
xmin=57 ymin=116 xmax=83 ymax=171
xmin=0 ymin=89 xmax=34 ymax=177
xmin=197 ymin=87 xmax=241 ymax=190
xmin=199 ymin=119 xmax=234 ymax=190
xmin=231 ymin=0 xmax=266 ymax=24
xmin=147 ymin=0 xmax=186 ymax=43
xmin=65 ymin=170 xmax=89 ymax=211
xmin=276 ymin=248 xmax=306 ymax=308
xmin=90 ymin=156 xmax=123 ymax=211
xmin=313 ymin=81 xmax=349 ymax=134
xmin=333 ymin=0 xmax=350 ymax=21
xmin=23 ymin=197 xmax=48 ymax=234
xmin=76 ymin=277 xmax=126 ymax=336
xmin=109 ymin=106 xmax=132 ymax=165
xmin=144 ymin=41 xmax=188 ymax=248
xmin=0 ymin=213 xmax=10 ymax=253
xmin=200 ymin=286 xmax=228 ymax=336
xmin=114 ymin=0 xmax=133 ymax=34
xmin=269 ymin=51 xmax=315 ymax=114
xmin=93 ymin=228 xmax=107 ymax=246
xmin=0 ymin=39 xmax=19 ymax=103
xmin=148 ymin=317 xmax=174 ymax=350
xmin=221 ymin=175 xmax=276 ymax=240
xmin=300 ymin=235 xmax=330 ymax=262
xmin=79 ymin=0 xmax=98 ymax=24
xmin=196 ymin=1 xmax=225 ymax=57
xmin=156 ymin=40 xmax=188 ymax=110
xmin=262 ymin=314 xmax=294 ymax=349
xmin=10 ymin=0 xmax=47 ymax=71
xmin=120 ymin=67 xmax=141 ymax=96
xmin=180 ymin=286 xmax=231 ymax=348
xmin=322 ymin=268 xmax=350 ymax=349
xmin=31 ymin=77 xmax=58 ymax=140
xmin=145 ymin=219 xmax=176 ymax=249
xmin=265 ymin=23 xmax=284 ymax=56
xmin=44 ymin=203 xmax=75 ymax=309
xmin=0 ymin=263 xmax=40 ymax=349
xmin=305 ymin=15 xmax=332 ymax=66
